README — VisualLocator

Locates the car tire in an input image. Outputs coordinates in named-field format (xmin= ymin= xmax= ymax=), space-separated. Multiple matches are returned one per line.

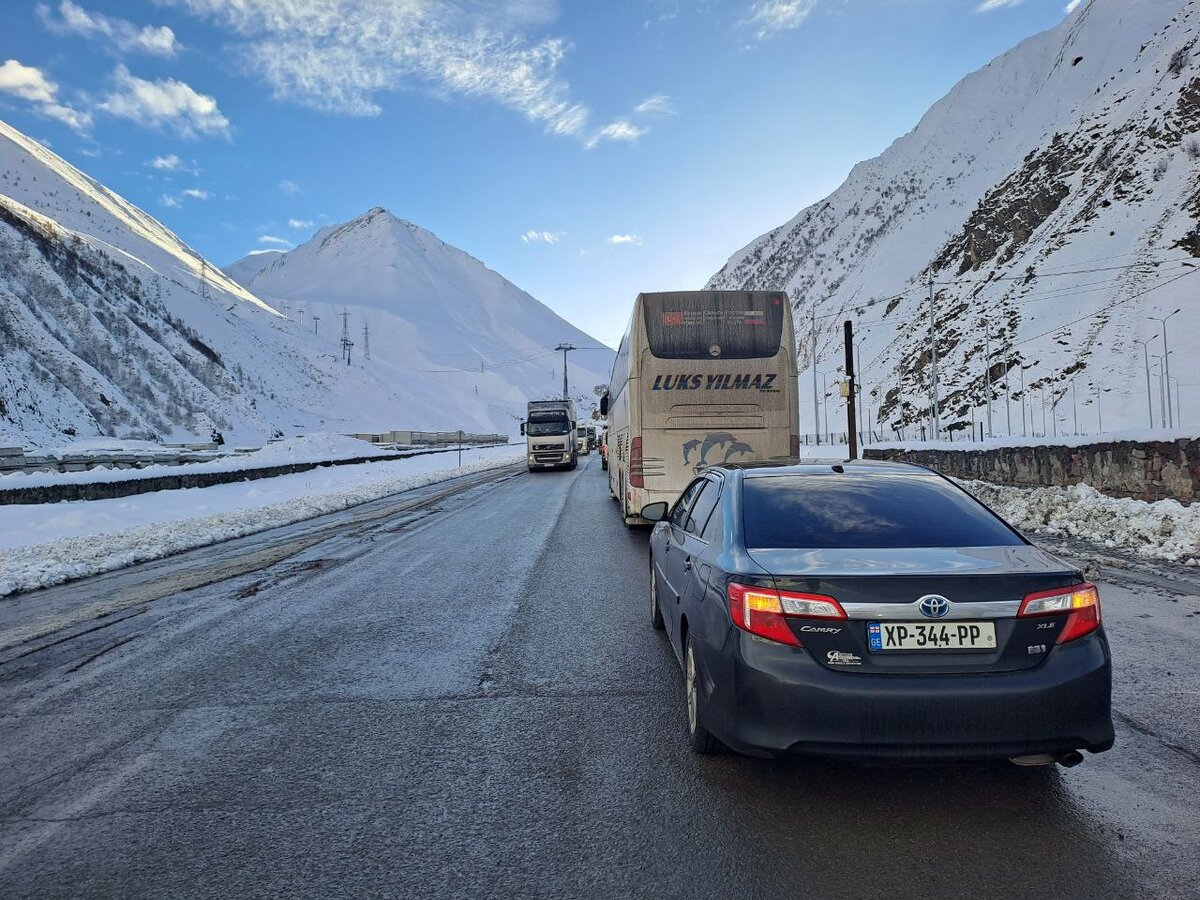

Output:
xmin=685 ymin=637 xmax=722 ymax=755
xmin=650 ymin=566 xmax=665 ymax=630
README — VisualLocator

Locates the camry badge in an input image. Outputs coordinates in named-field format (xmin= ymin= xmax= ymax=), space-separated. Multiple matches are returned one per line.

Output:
xmin=918 ymin=595 xmax=951 ymax=619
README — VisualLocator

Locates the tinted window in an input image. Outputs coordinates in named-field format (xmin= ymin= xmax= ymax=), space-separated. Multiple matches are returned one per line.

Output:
xmin=687 ymin=480 xmax=721 ymax=537
xmin=742 ymin=474 xmax=1024 ymax=549
xmin=701 ymin=499 xmax=723 ymax=542
xmin=670 ymin=479 xmax=706 ymax=529
xmin=643 ymin=292 xmax=785 ymax=360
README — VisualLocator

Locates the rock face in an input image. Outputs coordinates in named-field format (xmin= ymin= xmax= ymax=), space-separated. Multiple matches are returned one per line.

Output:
xmin=709 ymin=0 xmax=1200 ymax=437
xmin=865 ymin=437 xmax=1200 ymax=504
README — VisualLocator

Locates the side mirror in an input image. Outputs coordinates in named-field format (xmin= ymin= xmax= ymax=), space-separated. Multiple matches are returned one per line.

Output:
xmin=519 ymin=423 xmax=526 ymax=436
xmin=599 ymin=393 xmax=609 ymax=416
xmin=641 ymin=501 xmax=669 ymax=522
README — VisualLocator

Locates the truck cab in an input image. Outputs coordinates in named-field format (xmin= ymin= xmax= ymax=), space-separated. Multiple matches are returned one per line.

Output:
xmin=523 ymin=400 xmax=578 ymax=471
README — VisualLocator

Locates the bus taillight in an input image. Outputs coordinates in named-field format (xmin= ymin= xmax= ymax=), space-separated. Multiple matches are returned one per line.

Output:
xmin=630 ymin=437 xmax=644 ymax=488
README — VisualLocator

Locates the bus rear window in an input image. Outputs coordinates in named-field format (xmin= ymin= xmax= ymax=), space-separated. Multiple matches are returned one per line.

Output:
xmin=643 ymin=292 xmax=785 ymax=360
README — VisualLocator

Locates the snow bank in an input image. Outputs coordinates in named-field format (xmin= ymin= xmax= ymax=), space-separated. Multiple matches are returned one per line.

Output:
xmin=0 ymin=433 xmax=401 ymax=489
xmin=0 ymin=446 xmax=522 ymax=597
xmin=961 ymin=479 xmax=1200 ymax=565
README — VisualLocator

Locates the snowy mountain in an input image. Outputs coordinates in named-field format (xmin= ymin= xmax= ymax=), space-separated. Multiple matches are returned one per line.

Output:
xmin=222 ymin=207 xmax=613 ymax=425
xmin=709 ymin=0 xmax=1200 ymax=438
xmin=0 ymin=119 xmax=609 ymax=446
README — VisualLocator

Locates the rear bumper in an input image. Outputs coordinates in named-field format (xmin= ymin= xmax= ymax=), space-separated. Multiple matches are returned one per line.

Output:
xmin=698 ymin=630 xmax=1114 ymax=760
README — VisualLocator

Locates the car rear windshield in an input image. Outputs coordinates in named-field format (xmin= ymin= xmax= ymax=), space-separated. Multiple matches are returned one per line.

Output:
xmin=642 ymin=292 xmax=785 ymax=360
xmin=742 ymin=473 xmax=1024 ymax=549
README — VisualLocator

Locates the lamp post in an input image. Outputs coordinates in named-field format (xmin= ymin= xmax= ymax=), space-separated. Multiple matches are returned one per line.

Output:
xmin=822 ymin=369 xmax=839 ymax=445
xmin=1132 ymin=337 xmax=1157 ymax=428
xmin=1148 ymin=309 xmax=1181 ymax=428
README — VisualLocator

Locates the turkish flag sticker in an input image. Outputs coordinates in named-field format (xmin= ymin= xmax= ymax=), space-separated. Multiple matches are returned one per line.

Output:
xmin=662 ymin=311 xmax=684 ymax=326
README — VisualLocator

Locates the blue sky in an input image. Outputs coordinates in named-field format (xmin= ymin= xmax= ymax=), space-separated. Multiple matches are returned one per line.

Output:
xmin=1 ymin=0 xmax=1079 ymax=346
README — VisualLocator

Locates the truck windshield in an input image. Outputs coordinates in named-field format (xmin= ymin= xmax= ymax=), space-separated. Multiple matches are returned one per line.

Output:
xmin=527 ymin=420 xmax=570 ymax=436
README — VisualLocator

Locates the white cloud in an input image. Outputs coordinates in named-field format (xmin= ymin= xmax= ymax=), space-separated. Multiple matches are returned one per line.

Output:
xmin=1064 ymin=0 xmax=1084 ymax=12
xmin=634 ymin=94 xmax=674 ymax=115
xmin=0 ymin=59 xmax=92 ymax=130
xmin=742 ymin=0 xmax=818 ymax=40
xmin=160 ymin=0 xmax=596 ymax=140
xmin=587 ymin=120 xmax=647 ymax=148
xmin=181 ymin=188 xmax=209 ymax=199
xmin=278 ymin=179 xmax=300 ymax=195
xmin=976 ymin=0 xmax=1025 ymax=11
xmin=607 ymin=234 xmax=643 ymax=246
xmin=149 ymin=153 xmax=181 ymax=170
xmin=258 ymin=234 xmax=291 ymax=246
xmin=521 ymin=230 xmax=565 ymax=244
xmin=39 ymin=1 xmax=180 ymax=56
xmin=99 ymin=65 xmax=229 ymax=138
xmin=160 ymin=194 xmax=182 ymax=208
xmin=288 ymin=218 xmax=314 ymax=229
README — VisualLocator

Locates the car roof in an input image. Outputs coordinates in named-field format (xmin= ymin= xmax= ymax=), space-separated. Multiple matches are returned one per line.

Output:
xmin=707 ymin=458 xmax=936 ymax=477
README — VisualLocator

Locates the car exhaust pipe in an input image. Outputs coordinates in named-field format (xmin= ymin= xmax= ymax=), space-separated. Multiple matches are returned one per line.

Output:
xmin=1056 ymin=751 xmax=1084 ymax=768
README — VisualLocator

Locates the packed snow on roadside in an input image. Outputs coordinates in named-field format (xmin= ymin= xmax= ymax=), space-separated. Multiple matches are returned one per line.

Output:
xmin=961 ymin=479 xmax=1200 ymax=566
xmin=0 ymin=445 xmax=523 ymax=597
xmin=872 ymin=427 xmax=1200 ymax=454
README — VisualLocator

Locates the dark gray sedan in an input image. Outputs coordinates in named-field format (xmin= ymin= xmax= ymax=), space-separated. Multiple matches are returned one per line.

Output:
xmin=642 ymin=460 xmax=1114 ymax=765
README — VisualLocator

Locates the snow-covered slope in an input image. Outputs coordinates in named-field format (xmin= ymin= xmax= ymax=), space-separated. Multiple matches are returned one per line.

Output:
xmin=709 ymin=0 xmax=1200 ymax=438
xmin=224 ymin=207 xmax=613 ymax=424
xmin=0 ymin=119 xmax=609 ymax=446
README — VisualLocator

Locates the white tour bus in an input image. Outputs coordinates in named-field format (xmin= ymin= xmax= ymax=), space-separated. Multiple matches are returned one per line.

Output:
xmin=602 ymin=290 xmax=800 ymax=525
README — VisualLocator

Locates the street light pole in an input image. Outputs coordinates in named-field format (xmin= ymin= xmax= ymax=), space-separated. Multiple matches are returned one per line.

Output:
xmin=1071 ymin=378 xmax=1079 ymax=436
xmin=983 ymin=318 xmax=994 ymax=438
xmin=1153 ymin=356 xmax=1167 ymax=427
xmin=928 ymin=271 xmax=940 ymax=439
xmin=1148 ymin=309 xmax=1181 ymax=428
xmin=1019 ymin=362 xmax=1028 ymax=437
xmin=1133 ymin=338 xmax=1155 ymax=428
xmin=812 ymin=306 xmax=821 ymax=445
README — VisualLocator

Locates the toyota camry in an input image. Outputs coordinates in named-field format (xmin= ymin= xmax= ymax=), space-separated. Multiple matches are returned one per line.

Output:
xmin=642 ymin=460 xmax=1114 ymax=766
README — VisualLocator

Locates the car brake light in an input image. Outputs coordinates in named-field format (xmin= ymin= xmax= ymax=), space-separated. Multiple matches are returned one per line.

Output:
xmin=1018 ymin=583 xmax=1101 ymax=644
xmin=727 ymin=583 xmax=846 ymax=647
xmin=629 ymin=436 xmax=644 ymax=488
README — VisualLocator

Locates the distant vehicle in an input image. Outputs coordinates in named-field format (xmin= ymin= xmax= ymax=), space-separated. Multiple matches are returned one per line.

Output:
xmin=522 ymin=400 xmax=577 ymax=471
xmin=599 ymin=438 xmax=608 ymax=470
xmin=602 ymin=290 xmax=799 ymax=525
xmin=641 ymin=460 xmax=1114 ymax=765
xmin=576 ymin=424 xmax=591 ymax=455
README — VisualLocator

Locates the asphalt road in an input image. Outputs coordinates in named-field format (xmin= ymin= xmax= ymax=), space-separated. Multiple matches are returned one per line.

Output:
xmin=1 ymin=457 xmax=1198 ymax=899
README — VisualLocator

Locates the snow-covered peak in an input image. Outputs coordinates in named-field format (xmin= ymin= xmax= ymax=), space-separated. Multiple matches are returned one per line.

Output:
xmin=710 ymin=0 xmax=1200 ymax=436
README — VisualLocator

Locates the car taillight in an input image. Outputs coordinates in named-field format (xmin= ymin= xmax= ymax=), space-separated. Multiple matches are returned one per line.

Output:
xmin=629 ymin=436 xmax=644 ymax=488
xmin=727 ymin=582 xmax=846 ymax=647
xmin=790 ymin=433 xmax=800 ymax=457
xmin=1018 ymin=583 xmax=1101 ymax=644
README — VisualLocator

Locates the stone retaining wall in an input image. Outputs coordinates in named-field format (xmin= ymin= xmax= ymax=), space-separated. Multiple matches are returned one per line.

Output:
xmin=863 ymin=438 xmax=1200 ymax=504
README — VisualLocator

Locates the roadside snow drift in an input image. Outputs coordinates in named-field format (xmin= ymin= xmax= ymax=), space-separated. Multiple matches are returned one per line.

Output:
xmin=0 ymin=447 xmax=522 ymax=597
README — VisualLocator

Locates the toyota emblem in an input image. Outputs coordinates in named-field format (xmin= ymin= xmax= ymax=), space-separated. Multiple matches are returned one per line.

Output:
xmin=918 ymin=595 xmax=951 ymax=619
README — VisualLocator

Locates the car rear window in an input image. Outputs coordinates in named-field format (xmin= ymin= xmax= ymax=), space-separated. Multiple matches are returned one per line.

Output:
xmin=742 ymin=473 xmax=1024 ymax=549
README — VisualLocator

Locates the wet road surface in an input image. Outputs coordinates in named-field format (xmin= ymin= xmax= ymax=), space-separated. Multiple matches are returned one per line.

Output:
xmin=1 ymin=457 xmax=1198 ymax=899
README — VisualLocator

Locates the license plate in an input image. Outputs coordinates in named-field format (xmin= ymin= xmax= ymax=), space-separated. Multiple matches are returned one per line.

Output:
xmin=868 ymin=621 xmax=996 ymax=651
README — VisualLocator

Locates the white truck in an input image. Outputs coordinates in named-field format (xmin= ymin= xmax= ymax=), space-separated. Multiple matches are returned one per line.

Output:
xmin=522 ymin=399 xmax=578 ymax=471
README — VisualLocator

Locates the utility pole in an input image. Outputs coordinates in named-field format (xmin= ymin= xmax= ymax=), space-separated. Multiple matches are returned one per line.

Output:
xmin=811 ymin=306 xmax=821 ymax=445
xmin=1040 ymin=385 xmax=1047 ymax=437
xmin=854 ymin=338 xmax=865 ymax=448
xmin=362 ymin=322 xmax=370 ymax=360
xmin=928 ymin=271 xmax=940 ymax=440
xmin=1003 ymin=351 xmax=1013 ymax=437
xmin=983 ymin=318 xmax=994 ymax=438
xmin=555 ymin=343 xmax=576 ymax=400
xmin=298 ymin=308 xmax=305 ymax=327
xmin=1071 ymin=378 xmax=1079 ymax=435
xmin=1094 ymin=384 xmax=1103 ymax=433
xmin=313 ymin=315 xmax=320 ymax=335
xmin=845 ymin=321 xmax=858 ymax=460
xmin=339 ymin=310 xmax=353 ymax=365
xmin=198 ymin=257 xmax=211 ymax=304
xmin=1019 ymin=362 xmax=1028 ymax=437
xmin=1149 ymin=309 xmax=1181 ymax=428
xmin=1153 ymin=356 xmax=1167 ymax=427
